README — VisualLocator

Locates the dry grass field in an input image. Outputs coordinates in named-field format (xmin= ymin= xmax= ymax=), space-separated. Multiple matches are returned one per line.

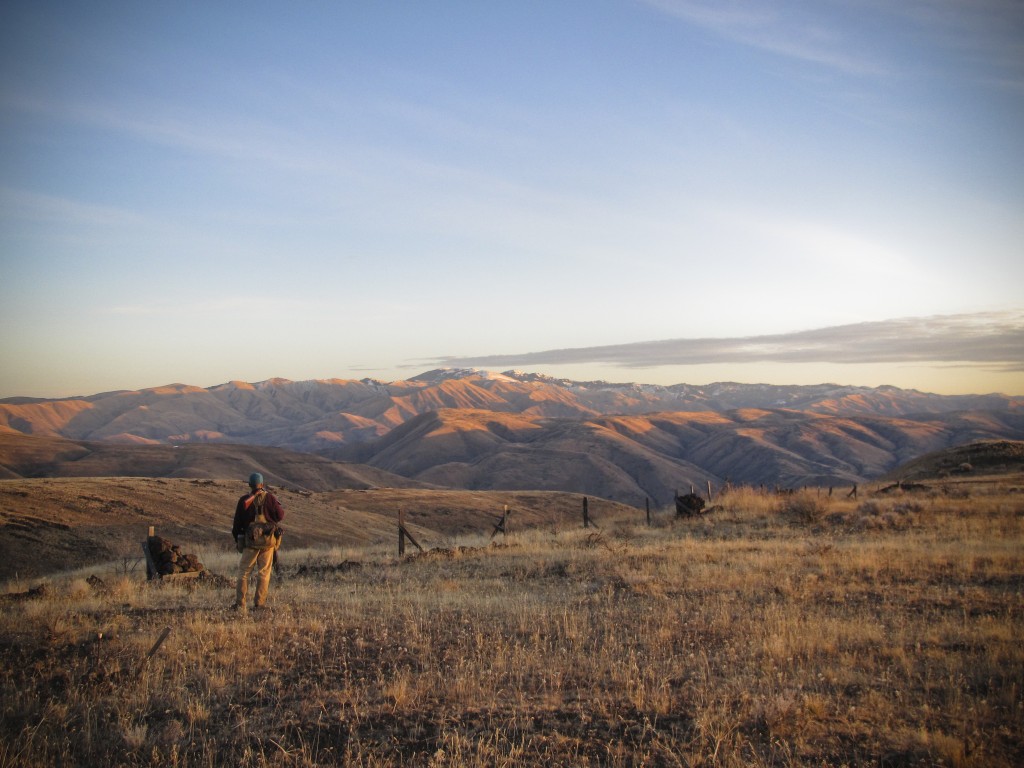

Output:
xmin=1 ymin=473 xmax=1021 ymax=767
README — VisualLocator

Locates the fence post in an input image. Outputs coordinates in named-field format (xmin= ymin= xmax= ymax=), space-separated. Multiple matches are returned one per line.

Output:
xmin=583 ymin=496 xmax=590 ymax=528
xmin=142 ymin=526 xmax=158 ymax=580
xmin=397 ymin=509 xmax=424 ymax=555
xmin=491 ymin=505 xmax=511 ymax=540
xmin=398 ymin=509 xmax=405 ymax=556
xmin=137 ymin=625 xmax=173 ymax=677
xmin=645 ymin=497 xmax=651 ymax=526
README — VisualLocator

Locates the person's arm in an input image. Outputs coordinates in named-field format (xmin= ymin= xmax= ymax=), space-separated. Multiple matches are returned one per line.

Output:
xmin=231 ymin=496 xmax=249 ymax=539
xmin=266 ymin=493 xmax=285 ymax=524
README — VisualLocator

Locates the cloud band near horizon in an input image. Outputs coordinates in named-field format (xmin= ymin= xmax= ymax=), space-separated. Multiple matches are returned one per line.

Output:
xmin=425 ymin=312 xmax=1024 ymax=372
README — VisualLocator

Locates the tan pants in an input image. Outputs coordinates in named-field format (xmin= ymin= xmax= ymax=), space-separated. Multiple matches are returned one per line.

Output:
xmin=236 ymin=546 xmax=274 ymax=607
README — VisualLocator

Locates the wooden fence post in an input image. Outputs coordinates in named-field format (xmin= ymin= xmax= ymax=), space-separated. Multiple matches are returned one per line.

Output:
xmin=582 ymin=496 xmax=590 ymax=528
xmin=137 ymin=625 xmax=173 ymax=677
xmin=491 ymin=505 xmax=511 ymax=539
xmin=398 ymin=509 xmax=424 ymax=556
xmin=645 ymin=497 xmax=651 ymax=526
xmin=146 ymin=626 xmax=172 ymax=659
xmin=143 ymin=526 xmax=158 ymax=580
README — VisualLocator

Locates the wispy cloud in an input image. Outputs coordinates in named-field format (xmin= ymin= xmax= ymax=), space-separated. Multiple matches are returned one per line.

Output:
xmin=9 ymin=96 xmax=325 ymax=174
xmin=0 ymin=186 xmax=146 ymax=228
xmin=428 ymin=312 xmax=1024 ymax=372
xmin=886 ymin=0 xmax=1024 ymax=90
xmin=639 ymin=0 xmax=890 ymax=77
xmin=641 ymin=0 xmax=1024 ymax=90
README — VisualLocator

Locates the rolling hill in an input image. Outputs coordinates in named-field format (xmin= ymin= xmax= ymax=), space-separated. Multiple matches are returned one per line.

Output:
xmin=878 ymin=439 xmax=1024 ymax=483
xmin=326 ymin=406 xmax=1024 ymax=503
xmin=0 ymin=430 xmax=640 ymax=579
xmin=0 ymin=431 xmax=424 ymax=491
xmin=0 ymin=473 xmax=636 ymax=580
xmin=3 ymin=370 xmax=1019 ymax=450
xmin=2 ymin=369 xmax=1022 ymax=504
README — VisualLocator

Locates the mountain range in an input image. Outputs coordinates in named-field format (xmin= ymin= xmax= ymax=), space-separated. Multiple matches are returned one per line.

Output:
xmin=3 ymin=369 xmax=1022 ymax=504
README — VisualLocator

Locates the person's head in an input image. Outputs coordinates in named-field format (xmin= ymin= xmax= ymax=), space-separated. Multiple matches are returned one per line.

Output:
xmin=248 ymin=472 xmax=264 ymax=490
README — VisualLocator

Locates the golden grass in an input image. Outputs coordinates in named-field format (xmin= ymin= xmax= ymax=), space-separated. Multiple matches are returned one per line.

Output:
xmin=1 ymin=478 xmax=1022 ymax=766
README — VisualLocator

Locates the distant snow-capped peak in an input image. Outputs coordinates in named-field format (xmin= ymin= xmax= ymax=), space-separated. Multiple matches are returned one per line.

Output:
xmin=408 ymin=368 xmax=517 ymax=383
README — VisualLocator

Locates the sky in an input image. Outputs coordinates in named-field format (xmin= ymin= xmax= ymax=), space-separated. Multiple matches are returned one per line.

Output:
xmin=1 ymin=0 xmax=1022 ymax=399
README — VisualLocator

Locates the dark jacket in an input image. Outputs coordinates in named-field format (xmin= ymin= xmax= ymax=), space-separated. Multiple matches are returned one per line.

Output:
xmin=232 ymin=489 xmax=285 ymax=539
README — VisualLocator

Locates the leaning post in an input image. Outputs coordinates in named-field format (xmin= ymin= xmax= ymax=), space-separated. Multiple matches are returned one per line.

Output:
xmin=490 ymin=505 xmax=511 ymax=540
xmin=398 ymin=509 xmax=406 ymax=556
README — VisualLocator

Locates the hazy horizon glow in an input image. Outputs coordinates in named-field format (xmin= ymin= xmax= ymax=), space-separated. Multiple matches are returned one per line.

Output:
xmin=2 ymin=1 xmax=1022 ymax=399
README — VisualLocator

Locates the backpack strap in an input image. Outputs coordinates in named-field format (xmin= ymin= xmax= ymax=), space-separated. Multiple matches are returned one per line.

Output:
xmin=252 ymin=490 xmax=267 ymax=523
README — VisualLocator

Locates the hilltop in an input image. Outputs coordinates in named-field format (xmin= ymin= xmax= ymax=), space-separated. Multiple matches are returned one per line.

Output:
xmin=879 ymin=439 xmax=1024 ymax=483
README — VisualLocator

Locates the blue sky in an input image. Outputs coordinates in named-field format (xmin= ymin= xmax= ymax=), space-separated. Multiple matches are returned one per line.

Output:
xmin=2 ymin=0 xmax=1022 ymax=398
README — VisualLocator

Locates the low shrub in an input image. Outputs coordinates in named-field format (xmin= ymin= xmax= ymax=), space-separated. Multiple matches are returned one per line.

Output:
xmin=780 ymin=490 xmax=830 ymax=525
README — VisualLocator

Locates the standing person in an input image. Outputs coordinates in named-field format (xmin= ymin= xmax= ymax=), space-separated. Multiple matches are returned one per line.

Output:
xmin=232 ymin=472 xmax=284 ymax=611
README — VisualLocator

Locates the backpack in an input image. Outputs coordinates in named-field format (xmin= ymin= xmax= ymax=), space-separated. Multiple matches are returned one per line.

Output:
xmin=244 ymin=491 xmax=282 ymax=550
